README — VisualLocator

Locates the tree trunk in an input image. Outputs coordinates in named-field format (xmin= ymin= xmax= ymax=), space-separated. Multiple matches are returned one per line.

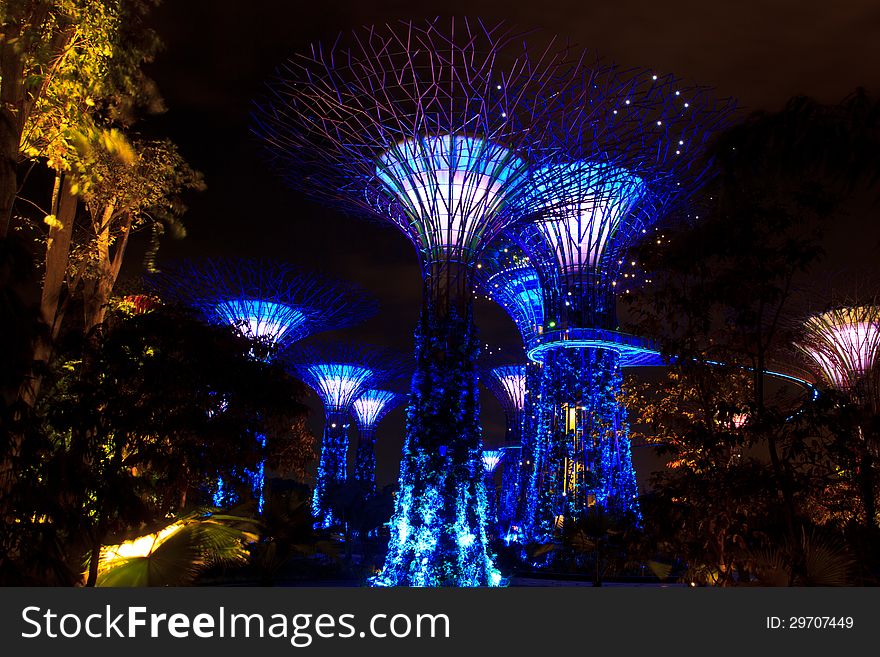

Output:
xmin=0 ymin=24 xmax=25 ymax=238
xmin=17 ymin=174 xmax=78 ymax=408
xmin=0 ymin=106 xmax=19 ymax=238
xmin=754 ymin=346 xmax=802 ymax=584
xmin=82 ymin=202 xmax=118 ymax=335
xmin=85 ymin=542 xmax=101 ymax=587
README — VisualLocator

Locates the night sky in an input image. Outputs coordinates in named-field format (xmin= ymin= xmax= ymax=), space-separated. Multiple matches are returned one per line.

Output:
xmin=134 ymin=0 xmax=880 ymax=488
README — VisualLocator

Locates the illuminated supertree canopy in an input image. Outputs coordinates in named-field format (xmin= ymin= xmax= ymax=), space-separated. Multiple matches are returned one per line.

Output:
xmin=797 ymin=305 xmax=880 ymax=398
xmin=483 ymin=364 xmax=529 ymax=531
xmin=519 ymin=66 xmax=735 ymax=333
xmin=150 ymin=258 xmax=376 ymax=358
xmin=475 ymin=237 xmax=546 ymax=345
xmin=254 ymin=18 xmax=590 ymax=586
xmin=484 ymin=364 xmax=527 ymax=443
xmin=514 ymin=66 xmax=734 ymax=542
xmin=352 ymin=389 xmax=405 ymax=493
xmin=481 ymin=449 xmax=504 ymax=531
xmin=482 ymin=449 xmax=504 ymax=473
xmin=286 ymin=344 xmax=402 ymax=528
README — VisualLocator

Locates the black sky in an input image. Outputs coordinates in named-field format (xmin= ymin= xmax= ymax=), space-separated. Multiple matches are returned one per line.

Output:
xmin=137 ymin=0 xmax=880 ymax=488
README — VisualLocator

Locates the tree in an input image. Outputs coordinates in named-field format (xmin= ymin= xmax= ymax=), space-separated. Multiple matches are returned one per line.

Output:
xmin=626 ymin=90 xmax=880 ymax=584
xmin=1 ymin=0 xmax=159 ymax=236
xmin=0 ymin=303 xmax=314 ymax=586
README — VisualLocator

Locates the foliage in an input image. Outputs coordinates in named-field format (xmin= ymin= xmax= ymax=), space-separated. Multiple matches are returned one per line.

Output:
xmin=747 ymin=528 xmax=855 ymax=587
xmin=95 ymin=512 xmax=260 ymax=587
xmin=17 ymin=0 xmax=162 ymax=174
xmin=247 ymin=486 xmax=340 ymax=585
xmin=0 ymin=302 xmax=313 ymax=585
xmin=624 ymin=90 xmax=880 ymax=585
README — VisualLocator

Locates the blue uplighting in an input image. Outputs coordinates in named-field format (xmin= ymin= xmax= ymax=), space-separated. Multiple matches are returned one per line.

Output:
xmin=483 ymin=267 xmax=545 ymax=343
xmin=298 ymin=362 xmax=376 ymax=528
xmin=530 ymin=161 xmax=646 ymax=273
xmin=305 ymin=362 xmax=376 ymax=412
xmin=352 ymin=389 xmax=400 ymax=431
xmin=376 ymin=134 xmax=528 ymax=259
xmin=476 ymin=239 xmax=546 ymax=344
xmin=527 ymin=328 xmax=665 ymax=368
xmin=213 ymin=298 xmax=307 ymax=348
xmin=482 ymin=449 xmax=504 ymax=473
xmin=499 ymin=445 xmax=522 ymax=537
xmin=522 ymin=346 xmax=641 ymax=541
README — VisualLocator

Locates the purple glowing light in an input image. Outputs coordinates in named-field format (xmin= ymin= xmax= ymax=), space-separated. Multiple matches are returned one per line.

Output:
xmin=376 ymin=134 xmax=526 ymax=252
xmin=532 ymin=162 xmax=645 ymax=273
xmin=490 ymin=366 xmax=527 ymax=411
xmin=802 ymin=310 xmax=880 ymax=391
xmin=352 ymin=389 xmax=400 ymax=431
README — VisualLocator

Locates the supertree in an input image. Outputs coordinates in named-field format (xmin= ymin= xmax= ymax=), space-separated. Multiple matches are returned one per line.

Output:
xmin=498 ymin=444 xmax=523 ymax=540
xmin=484 ymin=365 xmax=528 ymax=444
xmin=286 ymin=343 xmax=400 ymax=529
xmin=795 ymin=303 xmax=880 ymax=528
xmin=149 ymin=258 xmax=376 ymax=509
xmin=483 ymin=364 xmax=528 ymax=533
xmin=515 ymin=66 xmax=734 ymax=542
xmin=797 ymin=305 xmax=880 ymax=402
xmin=150 ymin=258 xmax=376 ymax=360
xmin=254 ymin=18 xmax=592 ymax=586
xmin=481 ymin=449 xmax=504 ymax=530
xmin=474 ymin=241 xmax=545 ymax=531
xmin=474 ymin=237 xmax=546 ymax=346
xmin=351 ymin=389 xmax=406 ymax=493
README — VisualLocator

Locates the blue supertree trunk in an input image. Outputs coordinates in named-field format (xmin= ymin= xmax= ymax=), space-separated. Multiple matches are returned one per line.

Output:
xmin=484 ymin=471 xmax=499 ymax=533
xmin=312 ymin=411 xmax=348 ymax=528
xmin=522 ymin=362 xmax=556 ymax=543
xmin=498 ymin=451 xmax=520 ymax=536
xmin=354 ymin=428 xmax=377 ymax=494
xmin=374 ymin=296 xmax=500 ymax=587
xmin=214 ymin=432 xmax=267 ymax=512
xmin=523 ymin=347 xmax=640 ymax=541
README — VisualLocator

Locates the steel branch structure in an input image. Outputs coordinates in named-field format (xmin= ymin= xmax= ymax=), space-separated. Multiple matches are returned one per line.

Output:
xmin=474 ymin=237 xmax=546 ymax=345
xmin=797 ymin=305 xmax=880 ymax=396
xmin=255 ymin=18 xmax=592 ymax=586
xmin=351 ymin=389 xmax=405 ymax=493
xmin=286 ymin=343 xmax=404 ymax=528
xmin=150 ymin=258 xmax=376 ymax=358
xmin=484 ymin=365 xmax=527 ymax=444
xmin=483 ymin=364 xmax=530 ymax=532
xmin=796 ymin=303 xmax=880 ymax=522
